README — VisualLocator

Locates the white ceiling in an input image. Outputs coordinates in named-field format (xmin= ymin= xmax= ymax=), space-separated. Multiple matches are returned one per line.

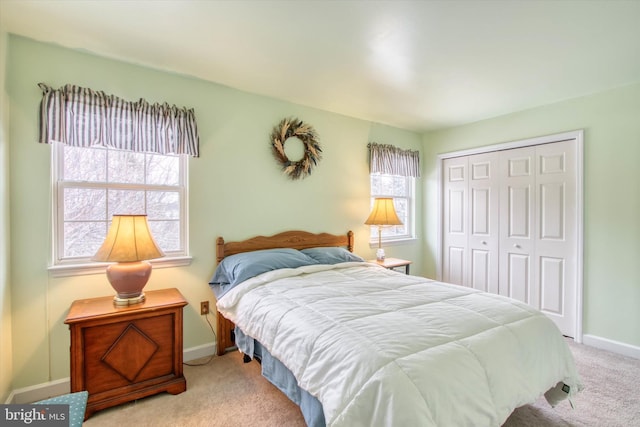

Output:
xmin=2 ymin=0 xmax=640 ymax=132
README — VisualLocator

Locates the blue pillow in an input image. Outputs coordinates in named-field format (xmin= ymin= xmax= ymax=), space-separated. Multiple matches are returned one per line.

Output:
xmin=300 ymin=247 xmax=364 ymax=265
xmin=209 ymin=248 xmax=318 ymax=297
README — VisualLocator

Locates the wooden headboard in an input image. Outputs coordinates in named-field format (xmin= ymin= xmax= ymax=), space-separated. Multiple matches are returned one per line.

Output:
xmin=214 ymin=230 xmax=354 ymax=355
xmin=216 ymin=230 xmax=354 ymax=263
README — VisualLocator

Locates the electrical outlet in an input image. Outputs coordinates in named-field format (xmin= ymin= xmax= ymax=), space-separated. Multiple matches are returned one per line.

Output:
xmin=200 ymin=301 xmax=210 ymax=315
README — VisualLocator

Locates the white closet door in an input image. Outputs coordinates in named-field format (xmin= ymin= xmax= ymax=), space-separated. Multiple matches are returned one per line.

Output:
xmin=535 ymin=140 xmax=576 ymax=336
xmin=468 ymin=152 xmax=500 ymax=293
xmin=440 ymin=137 xmax=579 ymax=338
xmin=442 ymin=156 xmax=468 ymax=286
xmin=498 ymin=141 xmax=577 ymax=336
xmin=499 ymin=146 xmax=536 ymax=302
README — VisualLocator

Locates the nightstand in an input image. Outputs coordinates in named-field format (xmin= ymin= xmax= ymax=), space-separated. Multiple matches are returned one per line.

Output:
xmin=369 ymin=257 xmax=412 ymax=274
xmin=64 ymin=288 xmax=188 ymax=419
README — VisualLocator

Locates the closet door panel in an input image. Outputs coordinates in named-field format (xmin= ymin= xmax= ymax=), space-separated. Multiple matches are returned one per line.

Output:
xmin=540 ymin=182 xmax=565 ymax=240
xmin=449 ymin=189 xmax=465 ymax=233
xmin=468 ymin=153 xmax=499 ymax=293
xmin=442 ymin=157 xmax=468 ymax=286
xmin=539 ymin=256 xmax=564 ymax=314
xmin=507 ymin=253 xmax=530 ymax=303
xmin=471 ymin=249 xmax=490 ymax=292
xmin=535 ymin=140 xmax=577 ymax=335
xmin=508 ymin=186 xmax=531 ymax=238
xmin=499 ymin=147 xmax=536 ymax=298
xmin=447 ymin=247 xmax=466 ymax=286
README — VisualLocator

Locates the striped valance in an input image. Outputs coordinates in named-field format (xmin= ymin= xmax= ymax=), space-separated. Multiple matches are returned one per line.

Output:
xmin=368 ymin=142 xmax=420 ymax=177
xmin=38 ymin=83 xmax=199 ymax=157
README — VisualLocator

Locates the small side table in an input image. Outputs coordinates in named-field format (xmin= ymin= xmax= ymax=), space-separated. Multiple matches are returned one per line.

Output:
xmin=369 ymin=257 xmax=412 ymax=274
xmin=65 ymin=288 xmax=187 ymax=419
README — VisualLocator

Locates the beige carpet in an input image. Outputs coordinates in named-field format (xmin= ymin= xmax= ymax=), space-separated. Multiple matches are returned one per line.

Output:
xmin=84 ymin=339 xmax=639 ymax=426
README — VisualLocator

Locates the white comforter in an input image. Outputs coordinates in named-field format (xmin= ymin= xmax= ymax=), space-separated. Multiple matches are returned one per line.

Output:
xmin=217 ymin=262 xmax=581 ymax=427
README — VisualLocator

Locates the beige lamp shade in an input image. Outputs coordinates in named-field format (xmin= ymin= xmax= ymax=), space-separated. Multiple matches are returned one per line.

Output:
xmin=93 ymin=214 xmax=165 ymax=262
xmin=365 ymin=198 xmax=403 ymax=226
xmin=365 ymin=198 xmax=402 ymax=261
xmin=93 ymin=215 xmax=165 ymax=306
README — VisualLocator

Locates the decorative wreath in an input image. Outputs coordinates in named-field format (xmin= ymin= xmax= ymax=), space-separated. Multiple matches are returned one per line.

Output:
xmin=270 ymin=117 xmax=322 ymax=180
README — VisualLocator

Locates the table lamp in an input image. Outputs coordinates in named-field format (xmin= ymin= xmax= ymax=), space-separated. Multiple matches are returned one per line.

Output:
xmin=365 ymin=197 xmax=403 ymax=261
xmin=93 ymin=214 xmax=165 ymax=306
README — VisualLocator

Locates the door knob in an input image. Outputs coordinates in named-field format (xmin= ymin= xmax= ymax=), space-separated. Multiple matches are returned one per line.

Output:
xmin=513 ymin=244 xmax=521 ymax=249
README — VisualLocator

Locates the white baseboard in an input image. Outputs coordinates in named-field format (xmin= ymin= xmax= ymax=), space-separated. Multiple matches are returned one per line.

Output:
xmin=5 ymin=343 xmax=218 ymax=404
xmin=184 ymin=342 xmax=216 ymax=362
xmin=582 ymin=334 xmax=640 ymax=359
xmin=6 ymin=378 xmax=70 ymax=405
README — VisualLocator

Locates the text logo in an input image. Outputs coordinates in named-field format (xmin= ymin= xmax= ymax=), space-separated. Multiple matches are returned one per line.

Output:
xmin=1 ymin=404 xmax=68 ymax=426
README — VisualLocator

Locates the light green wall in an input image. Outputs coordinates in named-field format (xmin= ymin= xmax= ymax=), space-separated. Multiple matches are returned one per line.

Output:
xmin=423 ymin=82 xmax=640 ymax=347
xmin=6 ymin=35 xmax=423 ymax=389
xmin=1 ymin=30 xmax=13 ymax=402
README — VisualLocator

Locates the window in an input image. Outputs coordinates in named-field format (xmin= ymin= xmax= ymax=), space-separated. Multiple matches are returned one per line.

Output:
xmin=369 ymin=173 xmax=415 ymax=241
xmin=52 ymin=143 xmax=188 ymax=268
xmin=38 ymin=83 xmax=198 ymax=275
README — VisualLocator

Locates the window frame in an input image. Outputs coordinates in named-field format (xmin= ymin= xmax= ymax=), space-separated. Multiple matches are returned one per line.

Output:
xmin=48 ymin=142 xmax=191 ymax=277
xmin=369 ymin=173 xmax=416 ymax=245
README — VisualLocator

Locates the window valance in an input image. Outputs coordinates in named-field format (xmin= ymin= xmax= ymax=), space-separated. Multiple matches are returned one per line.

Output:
xmin=368 ymin=142 xmax=420 ymax=177
xmin=38 ymin=83 xmax=199 ymax=157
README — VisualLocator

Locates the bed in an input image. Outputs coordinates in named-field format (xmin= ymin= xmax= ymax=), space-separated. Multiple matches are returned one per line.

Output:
xmin=211 ymin=230 xmax=581 ymax=427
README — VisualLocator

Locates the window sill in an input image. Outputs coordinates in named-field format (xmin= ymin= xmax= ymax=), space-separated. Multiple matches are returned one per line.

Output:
xmin=368 ymin=237 xmax=417 ymax=248
xmin=48 ymin=256 xmax=193 ymax=278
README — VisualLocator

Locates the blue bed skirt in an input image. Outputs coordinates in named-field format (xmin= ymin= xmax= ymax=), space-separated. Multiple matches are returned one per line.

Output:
xmin=235 ymin=327 xmax=326 ymax=427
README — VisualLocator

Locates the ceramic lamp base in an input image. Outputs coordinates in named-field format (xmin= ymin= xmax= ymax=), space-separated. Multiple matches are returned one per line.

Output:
xmin=106 ymin=260 xmax=152 ymax=306
xmin=376 ymin=248 xmax=386 ymax=261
